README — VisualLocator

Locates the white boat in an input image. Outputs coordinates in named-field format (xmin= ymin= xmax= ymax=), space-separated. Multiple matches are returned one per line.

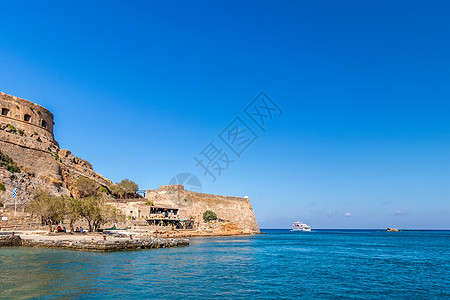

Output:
xmin=291 ymin=220 xmax=311 ymax=231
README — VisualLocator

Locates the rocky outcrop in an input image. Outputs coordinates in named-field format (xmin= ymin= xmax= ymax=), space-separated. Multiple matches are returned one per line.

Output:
xmin=0 ymin=235 xmax=22 ymax=247
xmin=21 ymin=236 xmax=189 ymax=251
xmin=0 ymin=234 xmax=189 ymax=251
xmin=0 ymin=142 xmax=70 ymax=208
xmin=0 ymin=92 xmax=112 ymax=207
xmin=58 ymin=149 xmax=112 ymax=191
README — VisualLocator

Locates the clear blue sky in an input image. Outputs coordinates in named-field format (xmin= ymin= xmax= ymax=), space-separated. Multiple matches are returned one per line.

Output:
xmin=1 ymin=1 xmax=449 ymax=229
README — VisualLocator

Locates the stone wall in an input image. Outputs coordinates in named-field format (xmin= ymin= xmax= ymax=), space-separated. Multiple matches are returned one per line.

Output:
xmin=0 ymin=92 xmax=112 ymax=207
xmin=0 ymin=236 xmax=22 ymax=247
xmin=146 ymin=185 xmax=259 ymax=232
xmin=0 ymin=92 xmax=55 ymax=141
xmin=107 ymin=199 xmax=149 ymax=221
xmin=0 ymin=92 xmax=259 ymax=234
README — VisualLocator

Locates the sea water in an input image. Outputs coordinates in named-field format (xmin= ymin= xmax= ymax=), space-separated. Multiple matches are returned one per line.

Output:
xmin=0 ymin=230 xmax=449 ymax=299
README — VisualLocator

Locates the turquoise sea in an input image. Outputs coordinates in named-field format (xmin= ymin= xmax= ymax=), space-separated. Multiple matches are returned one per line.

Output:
xmin=1 ymin=230 xmax=449 ymax=299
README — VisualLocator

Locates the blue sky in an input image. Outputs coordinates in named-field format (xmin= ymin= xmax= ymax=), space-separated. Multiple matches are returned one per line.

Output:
xmin=1 ymin=1 xmax=449 ymax=229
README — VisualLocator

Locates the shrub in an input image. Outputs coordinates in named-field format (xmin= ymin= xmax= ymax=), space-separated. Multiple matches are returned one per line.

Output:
xmin=110 ymin=185 xmax=126 ymax=199
xmin=203 ymin=210 xmax=217 ymax=222
xmin=50 ymin=151 xmax=62 ymax=163
xmin=100 ymin=186 xmax=109 ymax=194
xmin=18 ymin=129 xmax=24 ymax=136
xmin=72 ymin=177 xmax=97 ymax=198
xmin=7 ymin=124 xmax=16 ymax=132
xmin=10 ymin=166 xmax=20 ymax=173
xmin=0 ymin=183 xmax=5 ymax=191
xmin=0 ymin=150 xmax=21 ymax=173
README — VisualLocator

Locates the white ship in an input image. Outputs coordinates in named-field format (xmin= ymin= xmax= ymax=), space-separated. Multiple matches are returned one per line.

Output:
xmin=291 ymin=220 xmax=311 ymax=231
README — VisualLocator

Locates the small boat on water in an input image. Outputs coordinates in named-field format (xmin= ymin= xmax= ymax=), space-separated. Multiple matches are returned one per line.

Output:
xmin=291 ymin=220 xmax=311 ymax=231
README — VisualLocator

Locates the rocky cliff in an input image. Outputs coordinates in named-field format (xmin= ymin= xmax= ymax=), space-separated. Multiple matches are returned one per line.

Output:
xmin=0 ymin=92 xmax=112 ymax=210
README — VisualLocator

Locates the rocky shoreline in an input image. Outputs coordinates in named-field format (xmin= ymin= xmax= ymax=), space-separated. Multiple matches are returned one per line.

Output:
xmin=0 ymin=234 xmax=189 ymax=252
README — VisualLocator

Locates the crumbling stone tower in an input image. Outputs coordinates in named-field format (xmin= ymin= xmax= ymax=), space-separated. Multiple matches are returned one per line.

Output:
xmin=0 ymin=92 xmax=56 ymax=143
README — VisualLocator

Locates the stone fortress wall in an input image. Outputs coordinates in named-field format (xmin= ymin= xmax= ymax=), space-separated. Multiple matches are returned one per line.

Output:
xmin=0 ymin=92 xmax=112 ymax=208
xmin=146 ymin=185 xmax=260 ymax=232
xmin=0 ymin=92 xmax=259 ymax=233
xmin=0 ymin=92 xmax=55 ymax=141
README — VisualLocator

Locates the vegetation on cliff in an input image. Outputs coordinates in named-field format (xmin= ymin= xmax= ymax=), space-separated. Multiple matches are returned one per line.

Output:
xmin=0 ymin=149 xmax=20 ymax=173
xmin=69 ymin=175 xmax=140 ymax=202
xmin=203 ymin=210 xmax=218 ymax=222
xmin=72 ymin=177 xmax=98 ymax=198
xmin=7 ymin=124 xmax=16 ymax=133
xmin=50 ymin=151 xmax=62 ymax=163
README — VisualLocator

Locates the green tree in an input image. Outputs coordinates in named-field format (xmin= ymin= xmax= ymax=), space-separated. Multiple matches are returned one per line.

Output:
xmin=72 ymin=177 xmax=97 ymax=198
xmin=77 ymin=196 xmax=123 ymax=232
xmin=27 ymin=190 xmax=67 ymax=232
xmin=203 ymin=210 xmax=217 ymax=222
xmin=96 ymin=203 xmax=124 ymax=231
xmin=110 ymin=179 xmax=139 ymax=199
xmin=77 ymin=196 xmax=101 ymax=232
xmin=110 ymin=184 xmax=126 ymax=199
xmin=65 ymin=197 xmax=82 ymax=232
xmin=117 ymin=179 xmax=138 ymax=194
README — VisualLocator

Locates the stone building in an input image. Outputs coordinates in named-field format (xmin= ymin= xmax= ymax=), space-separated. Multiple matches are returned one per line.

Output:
xmin=146 ymin=185 xmax=259 ymax=233
xmin=0 ymin=92 xmax=55 ymax=142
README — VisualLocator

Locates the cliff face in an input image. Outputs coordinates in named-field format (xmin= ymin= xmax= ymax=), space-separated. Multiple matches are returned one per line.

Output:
xmin=146 ymin=185 xmax=260 ymax=233
xmin=0 ymin=92 xmax=111 ymax=208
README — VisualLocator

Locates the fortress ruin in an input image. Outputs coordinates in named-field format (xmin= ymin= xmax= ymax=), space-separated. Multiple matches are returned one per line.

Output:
xmin=145 ymin=185 xmax=259 ymax=232
xmin=0 ymin=92 xmax=55 ymax=141
xmin=0 ymin=92 xmax=259 ymax=233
